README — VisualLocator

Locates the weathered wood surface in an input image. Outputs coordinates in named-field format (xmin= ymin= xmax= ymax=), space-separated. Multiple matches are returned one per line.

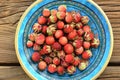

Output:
xmin=0 ymin=0 xmax=120 ymax=79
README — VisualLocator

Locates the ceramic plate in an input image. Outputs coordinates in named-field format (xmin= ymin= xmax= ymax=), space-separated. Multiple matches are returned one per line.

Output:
xmin=15 ymin=0 xmax=113 ymax=80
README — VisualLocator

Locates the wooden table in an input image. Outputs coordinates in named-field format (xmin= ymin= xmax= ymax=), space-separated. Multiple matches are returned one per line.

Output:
xmin=0 ymin=0 xmax=120 ymax=80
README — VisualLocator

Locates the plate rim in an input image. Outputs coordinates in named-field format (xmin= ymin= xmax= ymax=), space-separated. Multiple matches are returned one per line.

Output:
xmin=15 ymin=0 xmax=114 ymax=80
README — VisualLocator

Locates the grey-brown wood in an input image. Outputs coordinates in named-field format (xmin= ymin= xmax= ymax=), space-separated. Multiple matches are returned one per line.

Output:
xmin=0 ymin=0 xmax=120 ymax=80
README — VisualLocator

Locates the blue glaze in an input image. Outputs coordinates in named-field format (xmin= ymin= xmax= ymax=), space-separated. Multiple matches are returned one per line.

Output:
xmin=17 ymin=0 xmax=112 ymax=80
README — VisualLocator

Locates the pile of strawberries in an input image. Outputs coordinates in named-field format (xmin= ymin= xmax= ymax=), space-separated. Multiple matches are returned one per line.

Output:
xmin=26 ymin=5 xmax=100 ymax=75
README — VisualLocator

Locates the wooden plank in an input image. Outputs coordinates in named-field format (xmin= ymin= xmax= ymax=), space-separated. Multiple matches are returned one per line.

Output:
xmin=0 ymin=0 xmax=120 ymax=64
xmin=0 ymin=66 xmax=120 ymax=80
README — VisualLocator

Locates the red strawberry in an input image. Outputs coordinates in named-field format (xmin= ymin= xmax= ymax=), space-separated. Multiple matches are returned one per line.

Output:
xmin=73 ymin=57 xmax=80 ymax=66
xmin=42 ymin=9 xmax=50 ymax=17
xmin=39 ymin=49 xmax=46 ymax=55
xmin=84 ymin=32 xmax=94 ymax=41
xmin=61 ymin=60 xmax=69 ymax=68
xmin=27 ymin=40 xmax=33 ymax=47
xmin=33 ymin=43 xmax=41 ymax=51
xmin=75 ymin=46 xmax=84 ymax=55
xmin=51 ymin=9 xmax=57 ymax=15
xmin=59 ymin=36 xmax=68 ymax=45
xmin=28 ymin=33 xmax=37 ymax=41
xmin=57 ymin=66 xmax=65 ymax=75
xmin=78 ymin=60 xmax=88 ymax=70
xmin=38 ymin=61 xmax=47 ymax=71
xmin=81 ymin=16 xmax=89 ymax=24
xmin=48 ymin=64 xmax=57 ymax=73
xmin=73 ymin=39 xmax=82 ymax=48
xmin=32 ymin=52 xmax=40 ymax=62
xmin=83 ymin=25 xmax=91 ymax=32
xmin=91 ymin=38 xmax=100 ymax=48
xmin=57 ymin=11 xmax=66 ymax=20
xmin=67 ymin=65 xmax=76 ymax=75
xmin=53 ymin=57 xmax=60 ymax=65
xmin=49 ymin=52 xmax=57 ymax=58
xmin=57 ymin=21 xmax=64 ymax=29
xmin=83 ymin=41 xmax=90 ymax=49
xmin=65 ymin=54 xmax=74 ymax=64
xmin=52 ymin=42 xmax=61 ymax=51
xmin=44 ymin=56 xmax=53 ymax=64
xmin=64 ymin=44 xmax=74 ymax=54
xmin=64 ymin=24 xmax=73 ymax=33
xmin=35 ymin=34 xmax=45 ymax=45
xmin=58 ymin=5 xmax=67 ymax=12
xmin=38 ymin=16 xmax=47 ymax=25
xmin=47 ymin=24 xmax=56 ymax=35
xmin=82 ymin=50 xmax=92 ymax=59
xmin=42 ymin=26 xmax=48 ymax=34
xmin=77 ymin=29 xmax=84 ymax=36
xmin=68 ymin=30 xmax=77 ymax=40
xmin=46 ymin=36 xmax=55 ymax=45
xmin=57 ymin=50 xmax=65 ymax=59
xmin=49 ymin=15 xmax=57 ymax=23
xmin=32 ymin=23 xmax=42 ymax=33
xmin=55 ymin=30 xmax=63 ymax=39
xmin=65 ymin=13 xmax=73 ymax=23
xmin=73 ymin=12 xmax=81 ymax=23
xmin=76 ymin=22 xmax=83 ymax=29
xmin=43 ymin=45 xmax=52 ymax=54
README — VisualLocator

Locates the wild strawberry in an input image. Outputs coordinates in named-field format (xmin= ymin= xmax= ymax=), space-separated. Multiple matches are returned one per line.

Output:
xmin=32 ymin=23 xmax=42 ymax=33
xmin=57 ymin=21 xmax=64 ymax=29
xmin=44 ymin=56 xmax=53 ymax=64
xmin=64 ymin=24 xmax=73 ymax=33
xmin=91 ymin=38 xmax=100 ymax=48
xmin=43 ymin=45 xmax=52 ymax=54
xmin=28 ymin=33 xmax=37 ymax=41
xmin=46 ymin=36 xmax=55 ymax=45
xmin=47 ymin=24 xmax=56 ymax=35
xmin=33 ymin=43 xmax=41 ymax=51
xmin=83 ymin=41 xmax=90 ymax=49
xmin=49 ymin=15 xmax=57 ymax=23
xmin=73 ymin=12 xmax=81 ymax=23
xmin=68 ymin=30 xmax=77 ymax=40
xmin=67 ymin=66 xmax=76 ymax=75
xmin=84 ymin=32 xmax=94 ymax=41
xmin=81 ymin=16 xmax=89 ymax=24
xmin=53 ymin=57 xmax=60 ymax=65
xmin=27 ymin=40 xmax=33 ymax=47
xmin=57 ymin=50 xmax=65 ymax=59
xmin=51 ymin=9 xmax=57 ymax=15
xmin=42 ymin=26 xmax=48 ymax=34
xmin=82 ymin=50 xmax=92 ymax=59
xmin=73 ymin=39 xmax=82 ymax=48
xmin=38 ymin=16 xmax=47 ymax=25
xmin=52 ymin=42 xmax=61 ymax=51
xmin=35 ymin=34 xmax=45 ymax=45
xmin=32 ymin=52 xmax=40 ymax=62
xmin=59 ymin=36 xmax=68 ymax=45
xmin=83 ymin=25 xmax=91 ymax=32
xmin=38 ymin=61 xmax=47 ymax=71
xmin=73 ymin=57 xmax=80 ymax=66
xmin=49 ymin=52 xmax=56 ymax=58
xmin=78 ymin=60 xmax=88 ymax=70
xmin=65 ymin=13 xmax=73 ymax=23
xmin=77 ymin=29 xmax=84 ymax=36
xmin=57 ymin=11 xmax=66 ymax=20
xmin=58 ymin=5 xmax=67 ymax=12
xmin=42 ymin=9 xmax=50 ymax=17
xmin=55 ymin=30 xmax=63 ymax=39
xmin=39 ymin=49 xmax=45 ymax=55
xmin=61 ymin=60 xmax=69 ymax=68
xmin=64 ymin=44 xmax=74 ymax=54
xmin=75 ymin=46 xmax=84 ymax=55
xmin=65 ymin=54 xmax=74 ymax=64
xmin=76 ymin=22 xmax=83 ymax=29
xmin=48 ymin=64 xmax=57 ymax=73
xmin=57 ymin=66 xmax=65 ymax=75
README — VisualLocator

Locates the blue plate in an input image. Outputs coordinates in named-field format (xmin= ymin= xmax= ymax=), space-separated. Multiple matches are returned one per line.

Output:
xmin=15 ymin=0 xmax=113 ymax=80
